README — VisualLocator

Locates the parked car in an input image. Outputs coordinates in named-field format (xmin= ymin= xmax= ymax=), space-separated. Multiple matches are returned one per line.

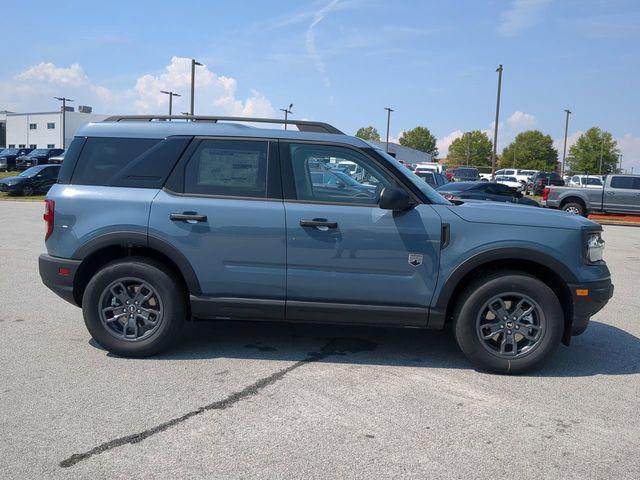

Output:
xmin=49 ymin=150 xmax=66 ymax=164
xmin=543 ymin=174 xmax=640 ymax=216
xmin=445 ymin=166 xmax=457 ymax=181
xmin=0 ymin=148 xmax=33 ymax=172
xmin=0 ymin=164 xmax=61 ymax=196
xmin=310 ymin=170 xmax=376 ymax=198
xmin=452 ymin=166 xmax=480 ymax=182
xmin=495 ymin=175 xmax=524 ymax=191
xmin=414 ymin=162 xmax=443 ymax=174
xmin=415 ymin=170 xmax=448 ymax=188
xmin=436 ymin=181 xmax=540 ymax=207
xmin=39 ymin=115 xmax=612 ymax=374
xmin=567 ymin=175 xmax=604 ymax=189
xmin=15 ymin=148 xmax=64 ymax=170
xmin=526 ymin=171 xmax=565 ymax=195
xmin=495 ymin=169 xmax=538 ymax=184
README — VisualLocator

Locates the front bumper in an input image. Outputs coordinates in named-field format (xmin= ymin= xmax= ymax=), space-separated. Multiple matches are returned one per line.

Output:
xmin=567 ymin=278 xmax=614 ymax=336
xmin=38 ymin=254 xmax=82 ymax=306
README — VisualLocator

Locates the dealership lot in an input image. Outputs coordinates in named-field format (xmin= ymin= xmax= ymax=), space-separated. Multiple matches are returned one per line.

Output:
xmin=1 ymin=201 xmax=639 ymax=479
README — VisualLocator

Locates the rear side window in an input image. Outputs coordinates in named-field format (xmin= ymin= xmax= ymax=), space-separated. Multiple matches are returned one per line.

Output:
xmin=56 ymin=137 xmax=86 ymax=184
xmin=610 ymin=176 xmax=640 ymax=189
xmin=183 ymin=139 xmax=268 ymax=197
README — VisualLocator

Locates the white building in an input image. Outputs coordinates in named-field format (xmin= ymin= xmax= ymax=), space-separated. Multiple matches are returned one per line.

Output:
xmin=4 ymin=109 xmax=108 ymax=149
xmin=369 ymin=140 xmax=433 ymax=164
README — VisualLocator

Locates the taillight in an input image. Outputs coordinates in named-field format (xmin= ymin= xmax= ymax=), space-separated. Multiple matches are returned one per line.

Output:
xmin=43 ymin=199 xmax=54 ymax=241
xmin=542 ymin=187 xmax=550 ymax=201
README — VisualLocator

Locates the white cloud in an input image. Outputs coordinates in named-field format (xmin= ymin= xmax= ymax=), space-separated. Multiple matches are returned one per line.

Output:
xmin=617 ymin=133 xmax=640 ymax=173
xmin=507 ymin=111 xmax=537 ymax=131
xmin=305 ymin=0 xmax=341 ymax=88
xmin=437 ymin=130 xmax=464 ymax=157
xmin=0 ymin=57 xmax=275 ymax=118
xmin=498 ymin=0 xmax=553 ymax=36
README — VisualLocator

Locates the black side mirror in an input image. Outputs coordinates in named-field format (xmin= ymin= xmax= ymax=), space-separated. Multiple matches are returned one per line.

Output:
xmin=379 ymin=187 xmax=413 ymax=211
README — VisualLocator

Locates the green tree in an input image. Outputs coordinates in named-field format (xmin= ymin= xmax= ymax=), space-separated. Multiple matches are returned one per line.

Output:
xmin=500 ymin=130 xmax=558 ymax=171
xmin=355 ymin=126 xmax=381 ymax=141
xmin=399 ymin=126 xmax=438 ymax=157
xmin=448 ymin=131 xmax=493 ymax=166
xmin=567 ymin=127 xmax=619 ymax=174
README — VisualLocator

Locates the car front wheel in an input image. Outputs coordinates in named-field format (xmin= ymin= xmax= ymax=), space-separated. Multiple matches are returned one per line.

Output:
xmin=82 ymin=258 xmax=187 ymax=357
xmin=454 ymin=272 xmax=563 ymax=374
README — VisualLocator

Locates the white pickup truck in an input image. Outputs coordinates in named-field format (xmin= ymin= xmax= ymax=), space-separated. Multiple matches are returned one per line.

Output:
xmin=542 ymin=174 xmax=640 ymax=216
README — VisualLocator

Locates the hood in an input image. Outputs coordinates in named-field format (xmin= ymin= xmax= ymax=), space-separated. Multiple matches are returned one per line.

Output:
xmin=0 ymin=176 xmax=27 ymax=186
xmin=448 ymin=200 xmax=598 ymax=230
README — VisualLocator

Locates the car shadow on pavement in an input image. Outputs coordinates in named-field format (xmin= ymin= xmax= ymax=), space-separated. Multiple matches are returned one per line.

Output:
xmin=92 ymin=320 xmax=639 ymax=376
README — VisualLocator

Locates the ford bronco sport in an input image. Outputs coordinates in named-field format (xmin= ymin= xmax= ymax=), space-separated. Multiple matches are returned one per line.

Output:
xmin=39 ymin=115 xmax=613 ymax=374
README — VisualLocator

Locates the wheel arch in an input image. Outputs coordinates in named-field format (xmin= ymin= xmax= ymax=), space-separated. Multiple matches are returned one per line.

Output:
xmin=431 ymin=248 xmax=576 ymax=345
xmin=559 ymin=195 xmax=587 ymax=210
xmin=72 ymin=232 xmax=201 ymax=306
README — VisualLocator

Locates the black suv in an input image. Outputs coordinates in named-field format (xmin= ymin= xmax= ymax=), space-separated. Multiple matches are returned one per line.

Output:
xmin=0 ymin=148 xmax=34 ymax=172
xmin=16 ymin=148 xmax=64 ymax=170
xmin=527 ymin=171 xmax=564 ymax=195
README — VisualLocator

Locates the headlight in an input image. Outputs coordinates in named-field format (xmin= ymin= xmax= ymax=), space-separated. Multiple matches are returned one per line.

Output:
xmin=586 ymin=232 xmax=605 ymax=262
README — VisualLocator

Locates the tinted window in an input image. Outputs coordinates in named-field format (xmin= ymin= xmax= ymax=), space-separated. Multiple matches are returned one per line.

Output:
xmin=71 ymin=137 xmax=161 ymax=186
xmin=57 ymin=137 xmax=86 ymax=184
xmin=41 ymin=166 xmax=60 ymax=178
xmin=184 ymin=139 xmax=268 ymax=197
xmin=610 ymin=176 xmax=640 ymax=189
xmin=289 ymin=144 xmax=395 ymax=205
xmin=550 ymin=172 xmax=562 ymax=181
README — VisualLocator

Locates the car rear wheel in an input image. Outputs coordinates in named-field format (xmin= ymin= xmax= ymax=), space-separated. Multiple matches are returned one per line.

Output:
xmin=562 ymin=202 xmax=585 ymax=216
xmin=453 ymin=272 xmax=563 ymax=374
xmin=21 ymin=185 xmax=34 ymax=196
xmin=82 ymin=257 xmax=187 ymax=357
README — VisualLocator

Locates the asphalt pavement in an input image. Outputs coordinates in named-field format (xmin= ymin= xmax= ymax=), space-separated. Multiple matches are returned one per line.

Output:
xmin=1 ymin=200 xmax=638 ymax=479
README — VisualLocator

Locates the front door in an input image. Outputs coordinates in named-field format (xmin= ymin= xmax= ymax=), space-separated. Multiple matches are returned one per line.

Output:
xmin=149 ymin=138 xmax=286 ymax=319
xmin=281 ymin=142 xmax=441 ymax=326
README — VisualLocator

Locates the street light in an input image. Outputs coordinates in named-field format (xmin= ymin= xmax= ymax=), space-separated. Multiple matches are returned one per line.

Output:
xmin=280 ymin=104 xmax=293 ymax=129
xmin=384 ymin=107 xmax=394 ymax=153
xmin=54 ymin=96 xmax=74 ymax=149
xmin=491 ymin=64 xmax=503 ymax=180
xmin=561 ymin=109 xmax=572 ymax=176
xmin=190 ymin=59 xmax=203 ymax=116
xmin=599 ymin=138 xmax=604 ymax=175
xmin=160 ymin=90 xmax=181 ymax=116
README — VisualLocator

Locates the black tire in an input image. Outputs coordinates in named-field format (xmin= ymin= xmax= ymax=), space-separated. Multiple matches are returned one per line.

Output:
xmin=562 ymin=202 xmax=586 ymax=216
xmin=453 ymin=272 xmax=563 ymax=374
xmin=82 ymin=257 xmax=187 ymax=357
xmin=21 ymin=185 xmax=34 ymax=196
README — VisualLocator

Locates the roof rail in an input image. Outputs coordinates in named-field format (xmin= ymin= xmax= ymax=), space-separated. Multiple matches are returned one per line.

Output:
xmin=102 ymin=115 xmax=344 ymax=134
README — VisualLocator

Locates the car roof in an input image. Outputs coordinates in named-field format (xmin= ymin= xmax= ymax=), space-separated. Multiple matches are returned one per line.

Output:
xmin=76 ymin=121 xmax=369 ymax=148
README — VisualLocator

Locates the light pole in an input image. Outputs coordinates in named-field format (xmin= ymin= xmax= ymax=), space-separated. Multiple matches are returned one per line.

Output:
xmin=160 ymin=91 xmax=181 ymax=116
xmin=491 ymin=65 xmax=503 ymax=180
xmin=598 ymin=138 xmax=604 ymax=175
xmin=384 ymin=107 xmax=394 ymax=153
xmin=561 ymin=109 xmax=572 ymax=176
xmin=54 ymin=96 xmax=74 ymax=149
xmin=618 ymin=154 xmax=623 ymax=173
xmin=280 ymin=104 xmax=293 ymax=129
xmin=190 ymin=59 xmax=203 ymax=116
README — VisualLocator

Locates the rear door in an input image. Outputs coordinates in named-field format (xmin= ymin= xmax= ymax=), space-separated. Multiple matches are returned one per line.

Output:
xmin=604 ymin=176 xmax=640 ymax=213
xmin=280 ymin=141 xmax=441 ymax=326
xmin=149 ymin=137 xmax=286 ymax=319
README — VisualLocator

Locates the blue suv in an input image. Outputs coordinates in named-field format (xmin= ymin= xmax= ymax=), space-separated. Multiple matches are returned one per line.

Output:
xmin=38 ymin=115 xmax=613 ymax=373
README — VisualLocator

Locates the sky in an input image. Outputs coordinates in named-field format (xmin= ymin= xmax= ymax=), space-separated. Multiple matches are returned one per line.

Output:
xmin=1 ymin=0 xmax=639 ymax=171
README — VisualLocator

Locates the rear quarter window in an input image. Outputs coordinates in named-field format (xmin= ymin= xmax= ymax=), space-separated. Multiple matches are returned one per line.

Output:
xmin=610 ymin=176 xmax=640 ymax=189
xmin=69 ymin=137 xmax=190 ymax=188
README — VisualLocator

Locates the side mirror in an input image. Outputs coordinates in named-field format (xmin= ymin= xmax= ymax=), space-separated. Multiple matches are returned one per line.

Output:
xmin=379 ymin=187 xmax=413 ymax=211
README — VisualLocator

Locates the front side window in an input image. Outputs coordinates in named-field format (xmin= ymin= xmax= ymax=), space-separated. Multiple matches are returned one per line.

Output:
xmin=184 ymin=139 xmax=268 ymax=198
xmin=289 ymin=144 xmax=395 ymax=205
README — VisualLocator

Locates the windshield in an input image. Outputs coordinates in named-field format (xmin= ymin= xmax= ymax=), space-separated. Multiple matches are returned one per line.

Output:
xmin=0 ymin=148 xmax=19 ymax=156
xmin=27 ymin=149 xmax=48 ymax=157
xmin=18 ymin=166 xmax=44 ymax=177
xmin=455 ymin=168 xmax=479 ymax=176
xmin=371 ymin=147 xmax=450 ymax=205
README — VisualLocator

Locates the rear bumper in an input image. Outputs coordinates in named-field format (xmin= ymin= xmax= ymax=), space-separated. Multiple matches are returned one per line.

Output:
xmin=38 ymin=254 xmax=82 ymax=306
xmin=568 ymin=278 xmax=614 ymax=336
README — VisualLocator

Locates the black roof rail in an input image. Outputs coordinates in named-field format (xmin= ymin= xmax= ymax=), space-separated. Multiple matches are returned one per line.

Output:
xmin=102 ymin=115 xmax=344 ymax=134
